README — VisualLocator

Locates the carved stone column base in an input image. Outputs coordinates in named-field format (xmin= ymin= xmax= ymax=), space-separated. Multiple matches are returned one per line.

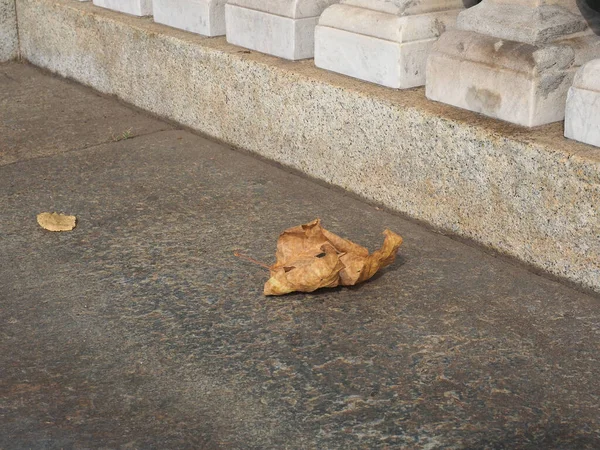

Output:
xmin=225 ymin=0 xmax=337 ymax=60
xmin=153 ymin=0 xmax=226 ymax=36
xmin=565 ymin=59 xmax=600 ymax=147
xmin=427 ymin=30 xmax=600 ymax=127
xmin=92 ymin=0 xmax=152 ymax=16
xmin=426 ymin=2 xmax=600 ymax=127
xmin=314 ymin=1 xmax=472 ymax=89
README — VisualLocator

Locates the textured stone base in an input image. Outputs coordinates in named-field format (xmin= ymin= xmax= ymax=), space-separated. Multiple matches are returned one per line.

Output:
xmin=427 ymin=28 xmax=600 ymax=127
xmin=0 ymin=0 xmax=18 ymax=61
xmin=153 ymin=0 xmax=225 ymax=37
xmin=428 ymin=30 xmax=582 ymax=127
xmin=565 ymin=59 xmax=600 ymax=148
xmin=93 ymin=0 xmax=152 ymax=16
xmin=225 ymin=4 xmax=318 ymax=60
xmin=315 ymin=4 xmax=462 ymax=89
xmin=315 ymin=26 xmax=432 ymax=89
xmin=15 ymin=0 xmax=600 ymax=293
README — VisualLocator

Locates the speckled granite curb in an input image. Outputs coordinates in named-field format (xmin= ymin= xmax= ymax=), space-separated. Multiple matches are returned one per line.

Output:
xmin=16 ymin=0 xmax=600 ymax=293
xmin=0 ymin=0 xmax=18 ymax=61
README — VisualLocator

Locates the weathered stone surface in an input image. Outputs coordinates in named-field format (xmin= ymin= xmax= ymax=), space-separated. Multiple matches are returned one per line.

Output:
xmin=227 ymin=0 xmax=338 ymax=19
xmin=565 ymin=58 xmax=600 ymax=148
xmin=153 ymin=0 xmax=226 ymax=37
xmin=458 ymin=0 xmax=589 ymax=46
xmin=315 ymin=0 xmax=477 ymax=89
xmin=0 ymin=63 xmax=172 ymax=166
xmin=0 ymin=0 xmax=18 ymax=61
xmin=16 ymin=0 xmax=600 ymax=293
xmin=426 ymin=0 xmax=600 ymax=126
xmin=225 ymin=0 xmax=338 ymax=60
xmin=2 ymin=65 xmax=600 ymax=447
xmin=93 ymin=0 xmax=152 ymax=16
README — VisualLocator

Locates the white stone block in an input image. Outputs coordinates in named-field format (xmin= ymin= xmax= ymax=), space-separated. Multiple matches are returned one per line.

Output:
xmin=153 ymin=0 xmax=226 ymax=36
xmin=426 ymin=0 xmax=600 ymax=127
xmin=225 ymin=0 xmax=338 ymax=60
xmin=565 ymin=59 xmax=600 ymax=148
xmin=314 ymin=1 xmax=477 ymax=89
xmin=93 ymin=0 xmax=152 ymax=16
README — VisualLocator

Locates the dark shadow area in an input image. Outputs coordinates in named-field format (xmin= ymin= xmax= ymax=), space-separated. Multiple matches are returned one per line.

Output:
xmin=583 ymin=0 xmax=600 ymax=12
xmin=580 ymin=0 xmax=600 ymax=34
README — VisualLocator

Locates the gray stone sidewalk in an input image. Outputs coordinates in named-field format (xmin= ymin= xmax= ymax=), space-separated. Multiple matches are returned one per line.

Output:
xmin=1 ymin=62 xmax=599 ymax=449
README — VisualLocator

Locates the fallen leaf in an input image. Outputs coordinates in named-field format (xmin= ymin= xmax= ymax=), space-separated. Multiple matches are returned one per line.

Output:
xmin=264 ymin=243 xmax=345 ymax=296
xmin=264 ymin=219 xmax=402 ymax=296
xmin=37 ymin=212 xmax=77 ymax=232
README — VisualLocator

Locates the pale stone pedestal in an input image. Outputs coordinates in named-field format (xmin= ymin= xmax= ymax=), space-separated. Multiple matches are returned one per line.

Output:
xmin=93 ymin=0 xmax=152 ymax=16
xmin=225 ymin=0 xmax=338 ymax=60
xmin=314 ymin=0 xmax=478 ymax=89
xmin=426 ymin=0 xmax=600 ymax=127
xmin=153 ymin=0 xmax=226 ymax=36
xmin=565 ymin=59 xmax=600 ymax=148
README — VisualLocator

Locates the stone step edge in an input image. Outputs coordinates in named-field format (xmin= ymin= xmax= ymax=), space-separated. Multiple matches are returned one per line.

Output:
xmin=15 ymin=0 xmax=600 ymax=294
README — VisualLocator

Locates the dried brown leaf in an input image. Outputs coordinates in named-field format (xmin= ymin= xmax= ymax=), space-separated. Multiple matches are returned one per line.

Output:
xmin=37 ymin=212 xmax=76 ymax=232
xmin=264 ymin=243 xmax=345 ymax=296
xmin=264 ymin=219 xmax=402 ymax=296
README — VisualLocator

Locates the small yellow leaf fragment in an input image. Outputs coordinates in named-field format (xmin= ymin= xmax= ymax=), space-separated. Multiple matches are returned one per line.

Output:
xmin=37 ymin=212 xmax=77 ymax=232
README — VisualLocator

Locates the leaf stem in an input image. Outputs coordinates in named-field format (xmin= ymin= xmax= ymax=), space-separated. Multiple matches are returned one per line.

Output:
xmin=234 ymin=251 xmax=270 ymax=270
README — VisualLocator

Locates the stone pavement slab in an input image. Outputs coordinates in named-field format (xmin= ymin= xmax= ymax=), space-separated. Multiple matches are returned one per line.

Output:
xmin=0 ymin=63 xmax=172 ymax=166
xmin=1 ymin=62 xmax=600 ymax=449
xmin=17 ymin=0 xmax=600 ymax=294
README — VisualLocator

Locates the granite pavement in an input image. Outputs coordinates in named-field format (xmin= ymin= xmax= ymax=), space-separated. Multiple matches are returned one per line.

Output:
xmin=1 ymin=62 xmax=599 ymax=449
xmin=16 ymin=0 xmax=600 ymax=293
